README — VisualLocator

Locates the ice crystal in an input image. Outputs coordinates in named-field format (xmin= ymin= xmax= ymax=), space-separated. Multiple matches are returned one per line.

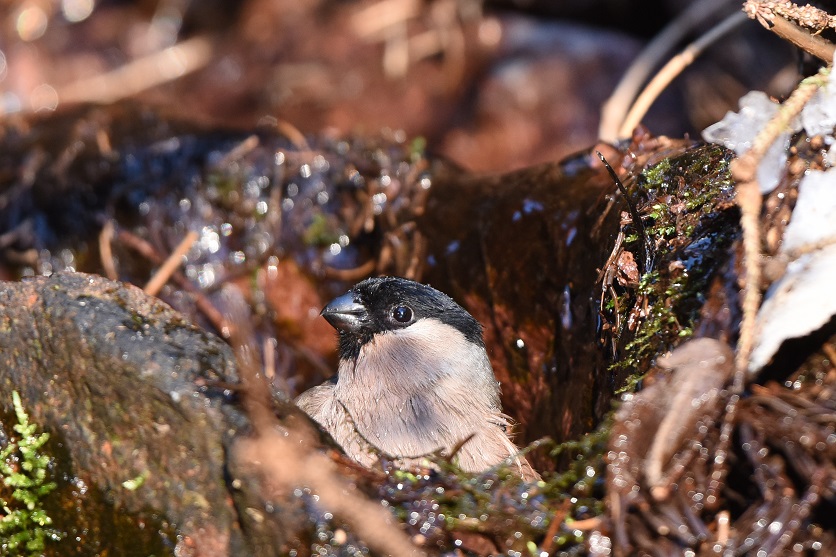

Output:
xmin=701 ymin=91 xmax=799 ymax=194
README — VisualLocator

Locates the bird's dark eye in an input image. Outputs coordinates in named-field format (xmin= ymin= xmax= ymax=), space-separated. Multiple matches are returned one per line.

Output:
xmin=391 ymin=305 xmax=413 ymax=323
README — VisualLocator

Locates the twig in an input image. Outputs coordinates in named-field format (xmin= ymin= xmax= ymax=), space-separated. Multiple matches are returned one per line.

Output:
xmin=568 ymin=517 xmax=604 ymax=531
xmin=213 ymin=135 xmax=260 ymax=169
xmin=274 ymin=120 xmax=310 ymax=151
xmin=443 ymin=432 xmax=477 ymax=464
xmin=617 ymin=11 xmax=748 ymax=139
xmin=59 ymin=36 xmax=213 ymax=105
xmin=117 ymin=229 xmax=231 ymax=336
xmin=116 ymin=228 xmax=163 ymax=264
xmin=538 ymin=500 xmax=570 ymax=555
xmin=144 ymin=230 xmax=199 ymax=297
xmin=730 ymin=67 xmax=828 ymax=383
xmin=744 ymin=0 xmax=836 ymax=62
xmin=596 ymin=151 xmax=652 ymax=273
xmin=599 ymin=0 xmax=738 ymax=142
xmin=350 ymin=0 xmax=422 ymax=39
xmin=238 ymin=435 xmax=425 ymax=556
xmin=716 ymin=509 xmax=731 ymax=545
xmin=98 ymin=220 xmax=118 ymax=281
xmin=263 ymin=337 xmax=276 ymax=380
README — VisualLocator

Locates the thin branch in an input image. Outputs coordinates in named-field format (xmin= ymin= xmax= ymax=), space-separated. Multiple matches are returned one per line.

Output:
xmin=212 ymin=135 xmax=260 ymax=169
xmin=617 ymin=11 xmax=748 ymax=139
xmin=144 ymin=230 xmax=199 ymax=297
xmin=744 ymin=0 xmax=836 ymax=62
xmin=98 ymin=220 xmax=118 ymax=281
xmin=322 ymin=259 xmax=377 ymax=281
xmin=731 ymin=67 xmax=829 ymax=383
xmin=599 ymin=0 xmax=739 ymax=142
xmin=59 ymin=36 xmax=213 ymax=105
xmin=596 ymin=151 xmax=652 ymax=273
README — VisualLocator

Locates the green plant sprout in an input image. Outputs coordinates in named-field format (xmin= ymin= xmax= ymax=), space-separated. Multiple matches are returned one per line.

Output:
xmin=0 ymin=391 xmax=62 ymax=556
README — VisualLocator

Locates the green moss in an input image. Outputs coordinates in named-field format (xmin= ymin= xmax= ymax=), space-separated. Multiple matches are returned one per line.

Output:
xmin=121 ymin=471 xmax=148 ymax=491
xmin=30 ymin=338 xmax=43 ymax=361
xmin=354 ymin=426 xmax=612 ymax=554
xmin=603 ymin=143 xmax=737 ymax=391
xmin=638 ymin=157 xmax=672 ymax=191
xmin=302 ymin=213 xmax=341 ymax=247
xmin=409 ymin=137 xmax=427 ymax=162
xmin=0 ymin=392 xmax=63 ymax=556
xmin=205 ymin=168 xmax=243 ymax=201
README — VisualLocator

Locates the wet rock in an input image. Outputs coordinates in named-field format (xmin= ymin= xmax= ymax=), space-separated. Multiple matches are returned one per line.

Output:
xmin=0 ymin=272 xmax=307 ymax=556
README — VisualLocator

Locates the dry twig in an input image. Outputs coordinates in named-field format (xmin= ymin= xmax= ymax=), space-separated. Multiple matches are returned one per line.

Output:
xmin=744 ymin=0 xmax=836 ymax=62
xmin=98 ymin=220 xmax=118 ymax=281
xmin=144 ymin=230 xmax=199 ymax=297
xmin=59 ymin=36 xmax=213 ymax=105
xmin=116 ymin=228 xmax=230 ymax=334
xmin=730 ymin=67 xmax=828 ymax=382
xmin=599 ymin=0 xmax=739 ymax=142
xmin=213 ymin=135 xmax=260 ymax=169
xmin=617 ymin=11 xmax=748 ymax=139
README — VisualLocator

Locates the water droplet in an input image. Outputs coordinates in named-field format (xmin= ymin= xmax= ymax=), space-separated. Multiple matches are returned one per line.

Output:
xmin=197 ymin=264 xmax=216 ymax=288
xmin=30 ymin=83 xmax=58 ymax=111
xmin=200 ymin=226 xmax=221 ymax=253
xmin=62 ymin=0 xmax=95 ymax=22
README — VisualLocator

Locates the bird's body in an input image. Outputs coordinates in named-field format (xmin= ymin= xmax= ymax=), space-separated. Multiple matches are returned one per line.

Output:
xmin=296 ymin=277 xmax=537 ymax=480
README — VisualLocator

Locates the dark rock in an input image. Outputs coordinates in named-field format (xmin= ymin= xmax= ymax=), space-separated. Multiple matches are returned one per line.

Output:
xmin=0 ymin=272 xmax=305 ymax=556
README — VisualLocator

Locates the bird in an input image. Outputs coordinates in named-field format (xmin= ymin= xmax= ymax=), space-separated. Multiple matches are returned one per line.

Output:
xmin=295 ymin=276 xmax=538 ymax=480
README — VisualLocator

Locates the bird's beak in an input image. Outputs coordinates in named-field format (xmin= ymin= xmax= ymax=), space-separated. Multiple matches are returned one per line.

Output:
xmin=320 ymin=292 xmax=367 ymax=332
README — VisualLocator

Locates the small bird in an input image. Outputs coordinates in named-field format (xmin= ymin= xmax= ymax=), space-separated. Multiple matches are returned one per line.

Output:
xmin=296 ymin=276 xmax=538 ymax=480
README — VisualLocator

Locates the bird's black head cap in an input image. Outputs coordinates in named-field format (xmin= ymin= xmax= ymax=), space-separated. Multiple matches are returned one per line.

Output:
xmin=322 ymin=276 xmax=484 ymax=361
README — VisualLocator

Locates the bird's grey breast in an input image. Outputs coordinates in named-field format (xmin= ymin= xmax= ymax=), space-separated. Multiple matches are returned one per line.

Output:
xmin=335 ymin=318 xmax=500 ymax=457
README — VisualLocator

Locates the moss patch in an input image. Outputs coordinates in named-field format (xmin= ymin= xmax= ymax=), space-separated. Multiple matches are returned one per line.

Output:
xmin=602 ymin=144 xmax=738 ymax=390
xmin=0 ymin=392 xmax=63 ymax=556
